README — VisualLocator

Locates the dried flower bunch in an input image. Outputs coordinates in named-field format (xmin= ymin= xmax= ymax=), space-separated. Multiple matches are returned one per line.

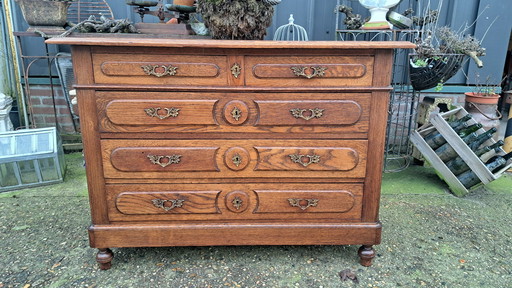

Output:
xmin=437 ymin=26 xmax=486 ymax=68
xmin=197 ymin=0 xmax=276 ymax=40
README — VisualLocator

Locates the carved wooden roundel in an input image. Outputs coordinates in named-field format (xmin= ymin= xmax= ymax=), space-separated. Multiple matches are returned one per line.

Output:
xmin=224 ymin=147 xmax=250 ymax=171
xmin=225 ymin=191 xmax=249 ymax=213
xmin=223 ymin=100 xmax=249 ymax=125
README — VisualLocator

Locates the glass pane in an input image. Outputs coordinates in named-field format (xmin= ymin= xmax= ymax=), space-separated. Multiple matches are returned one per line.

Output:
xmin=39 ymin=158 xmax=59 ymax=181
xmin=18 ymin=160 xmax=39 ymax=184
xmin=0 ymin=162 xmax=21 ymax=188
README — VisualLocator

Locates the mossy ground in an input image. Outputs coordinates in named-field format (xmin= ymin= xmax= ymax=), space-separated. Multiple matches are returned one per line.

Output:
xmin=0 ymin=153 xmax=511 ymax=287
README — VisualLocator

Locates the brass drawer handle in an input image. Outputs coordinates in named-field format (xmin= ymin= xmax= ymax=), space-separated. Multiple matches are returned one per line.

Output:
xmin=144 ymin=107 xmax=180 ymax=120
xmin=290 ymin=108 xmax=324 ymax=121
xmin=290 ymin=66 xmax=327 ymax=79
xmin=288 ymin=198 xmax=319 ymax=210
xmin=289 ymin=154 xmax=321 ymax=167
xmin=152 ymin=199 xmax=185 ymax=211
xmin=142 ymin=64 xmax=178 ymax=77
xmin=147 ymin=154 xmax=182 ymax=168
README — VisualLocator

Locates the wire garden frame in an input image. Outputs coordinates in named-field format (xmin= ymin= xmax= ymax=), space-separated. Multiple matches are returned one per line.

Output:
xmin=335 ymin=29 xmax=421 ymax=172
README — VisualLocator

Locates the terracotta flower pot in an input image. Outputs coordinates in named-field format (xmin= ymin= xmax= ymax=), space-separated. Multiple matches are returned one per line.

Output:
xmin=174 ymin=0 xmax=195 ymax=6
xmin=464 ymin=92 xmax=500 ymax=105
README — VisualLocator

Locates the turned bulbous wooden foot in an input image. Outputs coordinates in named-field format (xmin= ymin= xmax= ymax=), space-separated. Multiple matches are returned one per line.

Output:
xmin=358 ymin=245 xmax=375 ymax=267
xmin=96 ymin=248 xmax=114 ymax=270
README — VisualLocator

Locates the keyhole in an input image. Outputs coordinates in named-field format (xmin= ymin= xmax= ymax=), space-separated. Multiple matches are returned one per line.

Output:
xmin=232 ymin=154 xmax=242 ymax=167
xmin=231 ymin=107 xmax=242 ymax=121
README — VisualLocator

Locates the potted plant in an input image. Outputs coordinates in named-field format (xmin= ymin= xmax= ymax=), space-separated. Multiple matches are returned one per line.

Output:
xmin=409 ymin=25 xmax=486 ymax=91
xmin=196 ymin=0 xmax=280 ymax=40
xmin=15 ymin=0 xmax=74 ymax=33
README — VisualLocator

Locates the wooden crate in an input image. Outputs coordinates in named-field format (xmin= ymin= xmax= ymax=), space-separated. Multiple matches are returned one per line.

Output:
xmin=410 ymin=107 xmax=512 ymax=197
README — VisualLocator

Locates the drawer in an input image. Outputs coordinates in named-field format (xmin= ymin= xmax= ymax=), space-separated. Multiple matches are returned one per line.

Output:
xmin=92 ymin=53 xmax=229 ymax=86
xmin=106 ymin=183 xmax=363 ymax=222
xmin=245 ymin=56 xmax=374 ymax=87
xmin=97 ymin=92 xmax=370 ymax=134
xmin=102 ymin=139 xmax=368 ymax=179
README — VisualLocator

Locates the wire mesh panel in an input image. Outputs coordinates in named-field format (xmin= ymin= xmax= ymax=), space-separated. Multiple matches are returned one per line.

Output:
xmin=335 ymin=29 xmax=420 ymax=172
xmin=67 ymin=0 xmax=114 ymax=23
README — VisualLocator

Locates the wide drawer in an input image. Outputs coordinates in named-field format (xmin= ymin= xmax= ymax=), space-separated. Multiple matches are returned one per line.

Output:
xmin=245 ymin=55 xmax=374 ymax=87
xmin=92 ymin=53 xmax=229 ymax=86
xmin=97 ymin=91 xmax=370 ymax=134
xmin=106 ymin=183 xmax=363 ymax=222
xmin=102 ymin=139 xmax=368 ymax=179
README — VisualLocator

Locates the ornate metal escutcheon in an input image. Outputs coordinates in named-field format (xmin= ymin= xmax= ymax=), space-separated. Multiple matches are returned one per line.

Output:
xmin=288 ymin=198 xmax=319 ymax=210
xmin=147 ymin=154 xmax=182 ymax=168
xmin=231 ymin=106 xmax=242 ymax=121
xmin=225 ymin=191 xmax=249 ymax=213
xmin=289 ymin=154 xmax=321 ymax=167
xmin=231 ymin=63 xmax=242 ymax=79
xmin=142 ymin=64 xmax=178 ymax=77
xmin=232 ymin=197 xmax=244 ymax=210
xmin=152 ymin=199 xmax=185 ymax=211
xmin=232 ymin=153 xmax=242 ymax=167
xmin=144 ymin=107 xmax=180 ymax=120
xmin=290 ymin=108 xmax=324 ymax=121
xmin=290 ymin=66 xmax=327 ymax=79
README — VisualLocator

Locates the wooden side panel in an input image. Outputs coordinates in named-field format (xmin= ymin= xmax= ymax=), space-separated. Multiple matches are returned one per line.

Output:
xmin=71 ymin=46 xmax=109 ymax=225
xmin=362 ymin=49 xmax=394 ymax=222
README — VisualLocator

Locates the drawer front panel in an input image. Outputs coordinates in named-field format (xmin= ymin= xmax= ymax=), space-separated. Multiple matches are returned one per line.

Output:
xmin=106 ymin=99 xmax=218 ymax=126
xmin=115 ymin=191 xmax=220 ymax=215
xmin=97 ymin=92 xmax=370 ymax=134
xmin=255 ymin=100 xmax=361 ymax=126
xmin=106 ymin=183 xmax=363 ymax=221
xmin=254 ymin=190 xmax=355 ymax=213
xmin=110 ymin=147 xmax=220 ymax=172
xmin=92 ymin=54 xmax=228 ymax=85
xmin=245 ymin=56 xmax=373 ymax=87
xmin=102 ymin=139 xmax=367 ymax=179
xmin=254 ymin=147 xmax=358 ymax=171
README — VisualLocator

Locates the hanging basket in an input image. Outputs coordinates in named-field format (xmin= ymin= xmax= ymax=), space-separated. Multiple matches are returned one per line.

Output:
xmin=409 ymin=54 xmax=465 ymax=91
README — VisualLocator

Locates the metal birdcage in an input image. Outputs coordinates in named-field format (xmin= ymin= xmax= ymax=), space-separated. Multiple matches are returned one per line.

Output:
xmin=273 ymin=14 xmax=308 ymax=41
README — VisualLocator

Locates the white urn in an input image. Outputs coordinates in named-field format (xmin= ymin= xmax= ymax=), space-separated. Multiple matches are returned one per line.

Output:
xmin=358 ymin=0 xmax=401 ymax=30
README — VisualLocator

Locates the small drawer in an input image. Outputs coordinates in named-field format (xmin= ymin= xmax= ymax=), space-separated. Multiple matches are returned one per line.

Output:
xmin=92 ymin=53 xmax=229 ymax=86
xmin=102 ymin=139 xmax=368 ymax=179
xmin=245 ymin=56 xmax=374 ymax=87
xmin=106 ymin=183 xmax=363 ymax=222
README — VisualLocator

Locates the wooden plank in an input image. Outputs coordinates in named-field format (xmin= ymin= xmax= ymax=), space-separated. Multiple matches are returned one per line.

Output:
xmin=88 ymin=223 xmax=382 ymax=248
xmin=47 ymin=37 xmax=415 ymax=49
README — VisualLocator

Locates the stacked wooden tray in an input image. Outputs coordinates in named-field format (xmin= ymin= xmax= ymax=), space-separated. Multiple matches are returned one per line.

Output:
xmin=410 ymin=107 xmax=512 ymax=196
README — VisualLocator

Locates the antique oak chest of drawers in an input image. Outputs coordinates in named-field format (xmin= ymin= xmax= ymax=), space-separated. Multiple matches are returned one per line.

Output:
xmin=47 ymin=37 xmax=414 ymax=269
